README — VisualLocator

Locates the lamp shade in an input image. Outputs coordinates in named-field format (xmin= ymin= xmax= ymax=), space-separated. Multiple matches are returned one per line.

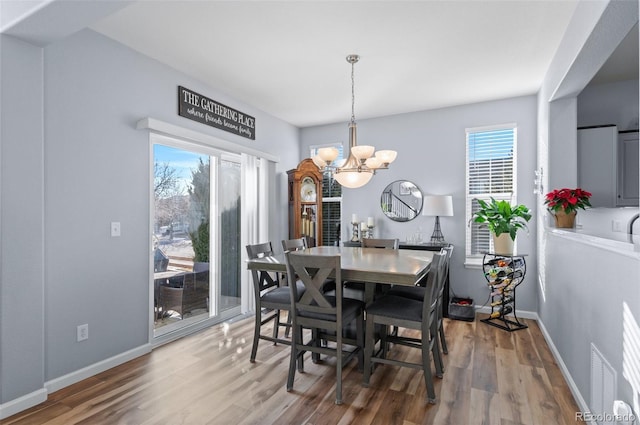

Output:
xmin=334 ymin=170 xmax=373 ymax=188
xmin=351 ymin=145 xmax=375 ymax=160
xmin=422 ymin=195 xmax=454 ymax=217
xmin=318 ymin=146 xmax=339 ymax=162
xmin=375 ymin=150 xmax=397 ymax=164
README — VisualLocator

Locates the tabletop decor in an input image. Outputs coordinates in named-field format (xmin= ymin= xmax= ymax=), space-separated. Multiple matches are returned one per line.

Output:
xmin=544 ymin=188 xmax=592 ymax=228
xmin=366 ymin=217 xmax=375 ymax=239
xmin=472 ymin=198 xmax=531 ymax=255
xmin=351 ymin=214 xmax=360 ymax=242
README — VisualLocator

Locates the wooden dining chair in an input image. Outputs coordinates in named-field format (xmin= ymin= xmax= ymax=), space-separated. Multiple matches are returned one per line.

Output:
xmin=344 ymin=238 xmax=399 ymax=300
xmin=246 ymin=242 xmax=305 ymax=363
xmin=279 ymin=237 xmax=309 ymax=338
xmin=362 ymin=251 xmax=447 ymax=404
xmin=283 ymin=238 xmax=336 ymax=294
xmin=361 ymin=238 xmax=399 ymax=249
xmin=281 ymin=237 xmax=307 ymax=252
xmin=387 ymin=246 xmax=453 ymax=359
xmin=435 ymin=246 xmax=453 ymax=356
xmin=284 ymin=251 xmax=364 ymax=405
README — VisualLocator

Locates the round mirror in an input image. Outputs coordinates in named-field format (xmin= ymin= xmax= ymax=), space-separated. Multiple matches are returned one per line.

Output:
xmin=381 ymin=180 xmax=423 ymax=222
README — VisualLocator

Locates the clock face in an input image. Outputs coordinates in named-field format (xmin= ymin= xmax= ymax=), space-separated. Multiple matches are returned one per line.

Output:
xmin=300 ymin=176 xmax=316 ymax=202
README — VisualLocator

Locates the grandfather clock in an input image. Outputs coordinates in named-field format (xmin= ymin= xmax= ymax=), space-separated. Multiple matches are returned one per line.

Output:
xmin=287 ymin=158 xmax=323 ymax=247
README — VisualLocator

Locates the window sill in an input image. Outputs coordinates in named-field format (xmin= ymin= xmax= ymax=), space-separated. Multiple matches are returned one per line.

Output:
xmin=464 ymin=258 xmax=483 ymax=269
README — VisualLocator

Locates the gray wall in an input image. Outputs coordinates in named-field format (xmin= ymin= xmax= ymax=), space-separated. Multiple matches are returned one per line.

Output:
xmin=537 ymin=0 xmax=640 ymax=413
xmin=301 ymin=95 xmax=539 ymax=312
xmin=0 ymin=34 xmax=45 ymax=404
xmin=0 ymin=27 xmax=299 ymax=407
xmin=2 ymin=0 xmax=638 ymax=418
xmin=545 ymin=234 xmax=639 ymax=412
xmin=578 ymin=79 xmax=640 ymax=130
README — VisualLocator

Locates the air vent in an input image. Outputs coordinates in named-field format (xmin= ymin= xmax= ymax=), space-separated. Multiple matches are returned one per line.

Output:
xmin=591 ymin=343 xmax=617 ymax=424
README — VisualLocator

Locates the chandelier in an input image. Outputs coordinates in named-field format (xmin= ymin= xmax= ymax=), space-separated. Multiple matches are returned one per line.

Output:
xmin=311 ymin=54 xmax=397 ymax=189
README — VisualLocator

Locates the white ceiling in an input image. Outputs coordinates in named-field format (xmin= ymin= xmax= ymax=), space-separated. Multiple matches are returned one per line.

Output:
xmin=91 ymin=1 xmax=586 ymax=128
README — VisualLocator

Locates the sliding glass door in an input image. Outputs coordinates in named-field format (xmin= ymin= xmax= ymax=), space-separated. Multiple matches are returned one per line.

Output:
xmin=152 ymin=138 xmax=241 ymax=336
xmin=219 ymin=158 xmax=242 ymax=312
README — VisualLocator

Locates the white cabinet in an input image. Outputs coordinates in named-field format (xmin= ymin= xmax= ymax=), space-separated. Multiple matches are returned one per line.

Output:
xmin=578 ymin=126 xmax=617 ymax=207
xmin=578 ymin=126 xmax=640 ymax=207
xmin=617 ymin=131 xmax=639 ymax=206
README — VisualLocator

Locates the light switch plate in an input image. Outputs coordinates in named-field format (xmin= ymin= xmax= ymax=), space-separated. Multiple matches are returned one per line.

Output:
xmin=111 ymin=222 xmax=121 ymax=237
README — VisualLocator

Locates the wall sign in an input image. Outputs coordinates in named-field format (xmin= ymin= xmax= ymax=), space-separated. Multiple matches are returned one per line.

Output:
xmin=178 ymin=86 xmax=255 ymax=140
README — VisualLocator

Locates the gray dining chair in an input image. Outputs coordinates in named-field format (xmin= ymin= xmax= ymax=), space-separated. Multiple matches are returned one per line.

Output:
xmin=283 ymin=238 xmax=336 ymax=294
xmin=343 ymin=238 xmax=399 ymax=300
xmin=284 ymin=251 xmax=364 ymax=405
xmin=361 ymin=238 xmax=399 ymax=249
xmin=362 ymin=251 xmax=447 ymax=404
xmin=387 ymin=246 xmax=453 ymax=359
xmin=279 ymin=237 xmax=309 ymax=338
xmin=246 ymin=242 xmax=305 ymax=363
xmin=281 ymin=237 xmax=307 ymax=252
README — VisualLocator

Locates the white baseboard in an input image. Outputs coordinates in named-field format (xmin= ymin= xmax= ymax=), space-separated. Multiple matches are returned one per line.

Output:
xmin=0 ymin=344 xmax=151 ymax=420
xmin=535 ymin=317 xmax=596 ymax=425
xmin=0 ymin=388 xmax=47 ymax=420
xmin=46 ymin=344 xmax=152 ymax=393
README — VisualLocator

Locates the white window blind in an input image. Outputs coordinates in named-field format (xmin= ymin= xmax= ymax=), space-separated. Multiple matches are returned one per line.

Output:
xmin=465 ymin=125 xmax=517 ymax=265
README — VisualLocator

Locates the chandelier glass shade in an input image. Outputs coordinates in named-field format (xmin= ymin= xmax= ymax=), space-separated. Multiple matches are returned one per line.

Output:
xmin=311 ymin=55 xmax=397 ymax=189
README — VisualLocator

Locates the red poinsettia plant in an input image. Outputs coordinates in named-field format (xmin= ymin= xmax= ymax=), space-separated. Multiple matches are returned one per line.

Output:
xmin=544 ymin=188 xmax=592 ymax=214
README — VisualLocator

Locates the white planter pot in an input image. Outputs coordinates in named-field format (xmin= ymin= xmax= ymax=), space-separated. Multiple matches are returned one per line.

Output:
xmin=493 ymin=233 xmax=514 ymax=255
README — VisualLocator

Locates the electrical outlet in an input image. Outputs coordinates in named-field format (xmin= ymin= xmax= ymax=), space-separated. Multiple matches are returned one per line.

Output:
xmin=77 ymin=324 xmax=88 ymax=342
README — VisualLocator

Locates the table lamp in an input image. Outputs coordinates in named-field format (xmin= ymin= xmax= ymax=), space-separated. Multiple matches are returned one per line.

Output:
xmin=422 ymin=195 xmax=454 ymax=244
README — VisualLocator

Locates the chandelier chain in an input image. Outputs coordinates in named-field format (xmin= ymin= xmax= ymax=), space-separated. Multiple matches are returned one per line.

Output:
xmin=308 ymin=54 xmax=396 ymax=188
xmin=351 ymin=59 xmax=356 ymax=123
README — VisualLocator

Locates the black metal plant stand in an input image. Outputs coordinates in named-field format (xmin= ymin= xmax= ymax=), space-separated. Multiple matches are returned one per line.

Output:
xmin=480 ymin=253 xmax=528 ymax=332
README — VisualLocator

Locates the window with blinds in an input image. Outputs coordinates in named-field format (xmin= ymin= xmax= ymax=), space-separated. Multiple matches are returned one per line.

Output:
xmin=465 ymin=125 xmax=517 ymax=265
xmin=310 ymin=143 xmax=343 ymax=246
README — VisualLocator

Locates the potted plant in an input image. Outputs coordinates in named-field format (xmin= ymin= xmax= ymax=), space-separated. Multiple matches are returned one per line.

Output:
xmin=544 ymin=188 xmax=592 ymax=228
xmin=472 ymin=198 xmax=531 ymax=255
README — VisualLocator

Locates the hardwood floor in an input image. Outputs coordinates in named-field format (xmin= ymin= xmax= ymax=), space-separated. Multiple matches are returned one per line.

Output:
xmin=5 ymin=313 xmax=582 ymax=425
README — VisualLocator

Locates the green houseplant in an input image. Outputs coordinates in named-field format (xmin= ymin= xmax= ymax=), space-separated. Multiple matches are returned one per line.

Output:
xmin=472 ymin=198 xmax=531 ymax=255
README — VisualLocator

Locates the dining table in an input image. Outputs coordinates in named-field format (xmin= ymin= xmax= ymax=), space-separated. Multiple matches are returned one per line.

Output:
xmin=246 ymin=245 xmax=435 ymax=305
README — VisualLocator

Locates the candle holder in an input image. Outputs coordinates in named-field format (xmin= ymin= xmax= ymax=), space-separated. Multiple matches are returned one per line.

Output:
xmin=351 ymin=221 xmax=360 ymax=242
xmin=367 ymin=224 xmax=375 ymax=239
xmin=360 ymin=222 xmax=368 ymax=240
